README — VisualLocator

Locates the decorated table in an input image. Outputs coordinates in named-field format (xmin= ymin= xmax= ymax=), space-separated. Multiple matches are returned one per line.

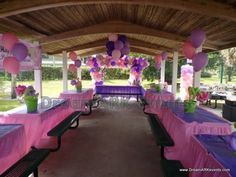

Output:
xmin=187 ymin=134 xmax=235 ymax=177
xmin=95 ymin=85 xmax=145 ymax=100
xmin=144 ymin=89 xmax=175 ymax=116
xmin=159 ymin=102 xmax=232 ymax=167
xmin=0 ymin=124 xmax=27 ymax=174
xmin=0 ymin=99 xmax=73 ymax=151
xmin=59 ymin=89 xmax=94 ymax=112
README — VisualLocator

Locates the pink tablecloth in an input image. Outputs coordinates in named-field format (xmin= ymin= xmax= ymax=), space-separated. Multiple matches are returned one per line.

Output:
xmin=144 ymin=90 xmax=174 ymax=116
xmin=159 ymin=105 xmax=232 ymax=168
xmin=60 ymin=89 xmax=94 ymax=112
xmin=0 ymin=124 xmax=27 ymax=174
xmin=186 ymin=136 xmax=231 ymax=177
xmin=0 ymin=99 xmax=73 ymax=151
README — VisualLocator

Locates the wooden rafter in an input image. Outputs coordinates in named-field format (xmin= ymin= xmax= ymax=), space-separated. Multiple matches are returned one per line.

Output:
xmin=39 ymin=21 xmax=186 ymax=44
xmin=0 ymin=18 xmax=46 ymax=38
xmin=48 ymin=37 xmax=175 ymax=54
xmin=0 ymin=0 xmax=236 ymax=22
xmin=78 ymin=46 xmax=157 ymax=57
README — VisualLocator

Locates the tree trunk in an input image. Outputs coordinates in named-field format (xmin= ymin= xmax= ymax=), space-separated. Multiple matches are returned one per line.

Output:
xmin=11 ymin=74 xmax=17 ymax=99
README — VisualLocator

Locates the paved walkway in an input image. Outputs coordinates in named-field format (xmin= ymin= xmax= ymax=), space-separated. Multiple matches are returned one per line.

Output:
xmin=40 ymin=100 xmax=163 ymax=177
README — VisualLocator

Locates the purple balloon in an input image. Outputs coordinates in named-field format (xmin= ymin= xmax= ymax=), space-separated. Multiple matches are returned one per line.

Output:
xmin=106 ymin=41 xmax=115 ymax=50
xmin=114 ymin=40 xmax=124 ymax=50
xmin=161 ymin=52 xmax=168 ymax=60
xmin=12 ymin=42 xmax=28 ymax=61
xmin=121 ymin=46 xmax=130 ymax=55
xmin=156 ymin=63 xmax=161 ymax=70
xmin=95 ymin=81 xmax=103 ymax=86
xmin=74 ymin=60 xmax=81 ymax=67
xmin=192 ymin=52 xmax=208 ymax=72
xmin=90 ymin=68 xmax=96 ymax=73
xmin=190 ymin=29 xmax=206 ymax=48
xmin=111 ymin=61 xmax=116 ymax=66
xmin=107 ymin=50 xmax=112 ymax=56
xmin=118 ymin=35 xmax=127 ymax=43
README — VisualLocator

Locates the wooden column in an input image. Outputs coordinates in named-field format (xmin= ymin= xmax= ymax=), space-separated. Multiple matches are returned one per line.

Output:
xmin=160 ymin=59 xmax=166 ymax=83
xmin=62 ymin=51 xmax=68 ymax=91
xmin=34 ymin=69 xmax=42 ymax=97
xmin=171 ymin=51 xmax=178 ymax=95
xmin=193 ymin=46 xmax=202 ymax=87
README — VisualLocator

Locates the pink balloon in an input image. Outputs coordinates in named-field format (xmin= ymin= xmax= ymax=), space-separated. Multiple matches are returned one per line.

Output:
xmin=182 ymin=42 xmax=196 ymax=59
xmin=2 ymin=32 xmax=18 ymax=51
xmin=3 ymin=56 xmax=20 ymax=74
xmin=108 ymin=34 xmax=118 ymax=42
xmin=12 ymin=42 xmax=28 ymax=61
xmin=190 ymin=29 xmax=206 ymax=48
xmin=68 ymin=64 xmax=77 ymax=73
xmin=192 ymin=52 xmax=208 ymax=72
xmin=69 ymin=51 xmax=77 ymax=61
xmin=114 ymin=40 xmax=124 ymax=50
xmin=112 ymin=49 xmax=121 ymax=60
xmin=155 ymin=55 xmax=162 ymax=64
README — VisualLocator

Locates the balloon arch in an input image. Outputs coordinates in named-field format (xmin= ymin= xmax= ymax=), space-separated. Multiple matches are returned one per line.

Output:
xmin=86 ymin=55 xmax=149 ymax=86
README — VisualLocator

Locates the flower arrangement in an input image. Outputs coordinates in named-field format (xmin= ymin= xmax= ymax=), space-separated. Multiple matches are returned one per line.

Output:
xmin=23 ymin=86 xmax=39 ymax=113
xmin=15 ymin=85 xmax=27 ymax=103
xmin=184 ymin=87 xmax=200 ymax=113
xmin=71 ymin=78 xmax=82 ymax=92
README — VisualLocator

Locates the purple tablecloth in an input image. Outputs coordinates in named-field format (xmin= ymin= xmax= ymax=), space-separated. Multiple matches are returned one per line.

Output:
xmin=195 ymin=134 xmax=236 ymax=177
xmin=0 ymin=124 xmax=26 ymax=174
xmin=163 ymin=102 xmax=230 ymax=124
xmin=95 ymin=85 xmax=145 ymax=96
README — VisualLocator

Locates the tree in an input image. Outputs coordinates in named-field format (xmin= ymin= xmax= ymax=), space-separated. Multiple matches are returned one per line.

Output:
xmin=220 ymin=48 xmax=236 ymax=82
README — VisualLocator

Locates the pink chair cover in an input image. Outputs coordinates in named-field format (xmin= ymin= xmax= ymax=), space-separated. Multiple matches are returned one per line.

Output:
xmin=144 ymin=90 xmax=174 ymax=116
xmin=59 ymin=89 xmax=94 ymax=111
xmin=0 ymin=124 xmax=27 ymax=174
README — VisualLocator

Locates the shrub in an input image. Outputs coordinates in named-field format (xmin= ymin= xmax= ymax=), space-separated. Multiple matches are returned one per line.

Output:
xmin=201 ymin=72 xmax=212 ymax=78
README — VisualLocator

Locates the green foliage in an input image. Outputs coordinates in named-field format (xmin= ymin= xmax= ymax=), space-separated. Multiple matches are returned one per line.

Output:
xmin=104 ymin=68 xmax=129 ymax=80
xmin=188 ymin=87 xmax=200 ymax=101
xmin=142 ymin=57 xmax=159 ymax=81
xmin=201 ymin=71 xmax=212 ymax=78
xmin=82 ymin=69 xmax=92 ymax=80
xmin=156 ymin=84 xmax=161 ymax=93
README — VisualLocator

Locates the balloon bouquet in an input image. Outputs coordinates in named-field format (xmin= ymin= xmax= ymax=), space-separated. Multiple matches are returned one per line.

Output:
xmin=154 ymin=51 xmax=168 ymax=70
xmin=180 ymin=29 xmax=208 ymax=100
xmin=1 ymin=32 xmax=29 ymax=74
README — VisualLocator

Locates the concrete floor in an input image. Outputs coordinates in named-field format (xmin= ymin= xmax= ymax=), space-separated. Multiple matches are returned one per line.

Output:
xmin=39 ymin=100 xmax=163 ymax=177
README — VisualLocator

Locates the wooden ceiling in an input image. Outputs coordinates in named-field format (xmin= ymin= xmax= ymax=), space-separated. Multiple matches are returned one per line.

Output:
xmin=0 ymin=0 xmax=236 ymax=57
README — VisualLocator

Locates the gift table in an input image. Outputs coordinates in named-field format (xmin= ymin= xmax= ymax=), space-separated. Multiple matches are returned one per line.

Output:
xmin=0 ymin=99 xmax=73 ymax=151
xmin=144 ymin=89 xmax=175 ymax=116
xmin=0 ymin=124 xmax=27 ymax=174
xmin=159 ymin=102 xmax=232 ymax=167
xmin=186 ymin=134 xmax=236 ymax=177
xmin=59 ymin=89 xmax=94 ymax=112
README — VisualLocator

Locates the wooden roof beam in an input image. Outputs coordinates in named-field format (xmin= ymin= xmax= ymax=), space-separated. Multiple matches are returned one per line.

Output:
xmin=0 ymin=0 xmax=236 ymax=22
xmin=48 ymin=37 xmax=175 ymax=54
xmin=39 ymin=21 xmax=186 ymax=45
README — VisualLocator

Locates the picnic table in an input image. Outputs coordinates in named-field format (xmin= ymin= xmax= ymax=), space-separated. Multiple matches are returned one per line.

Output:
xmin=0 ymin=99 xmax=73 ymax=150
xmin=60 ymin=89 xmax=94 ymax=112
xmin=159 ymin=102 xmax=232 ymax=168
xmin=144 ymin=89 xmax=175 ymax=116
xmin=0 ymin=124 xmax=27 ymax=174
xmin=187 ymin=134 xmax=236 ymax=177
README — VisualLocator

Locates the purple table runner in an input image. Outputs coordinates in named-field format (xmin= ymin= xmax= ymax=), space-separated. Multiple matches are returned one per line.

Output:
xmin=0 ymin=124 xmax=23 ymax=138
xmin=163 ymin=102 xmax=229 ymax=124
xmin=95 ymin=85 xmax=145 ymax=96
xmin=196 ymin=134 xmax=236 ymax=177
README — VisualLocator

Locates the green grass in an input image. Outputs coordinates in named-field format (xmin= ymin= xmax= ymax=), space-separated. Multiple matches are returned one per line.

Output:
xmin=0 ymin=99 xmax=21 ymax=112
xmin=0 ymin=75 xmax=235 ymax=111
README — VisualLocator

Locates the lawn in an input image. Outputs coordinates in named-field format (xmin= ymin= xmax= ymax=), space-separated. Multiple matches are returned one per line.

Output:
xmin=0 ymin=76 xmax=235 ymax=111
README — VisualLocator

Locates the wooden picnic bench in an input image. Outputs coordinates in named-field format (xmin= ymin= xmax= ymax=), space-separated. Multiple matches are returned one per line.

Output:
xmin=1 ymin=149 xmax=50 ymax=177
xmin=47 ymin=111 xmax=81 ymax=152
